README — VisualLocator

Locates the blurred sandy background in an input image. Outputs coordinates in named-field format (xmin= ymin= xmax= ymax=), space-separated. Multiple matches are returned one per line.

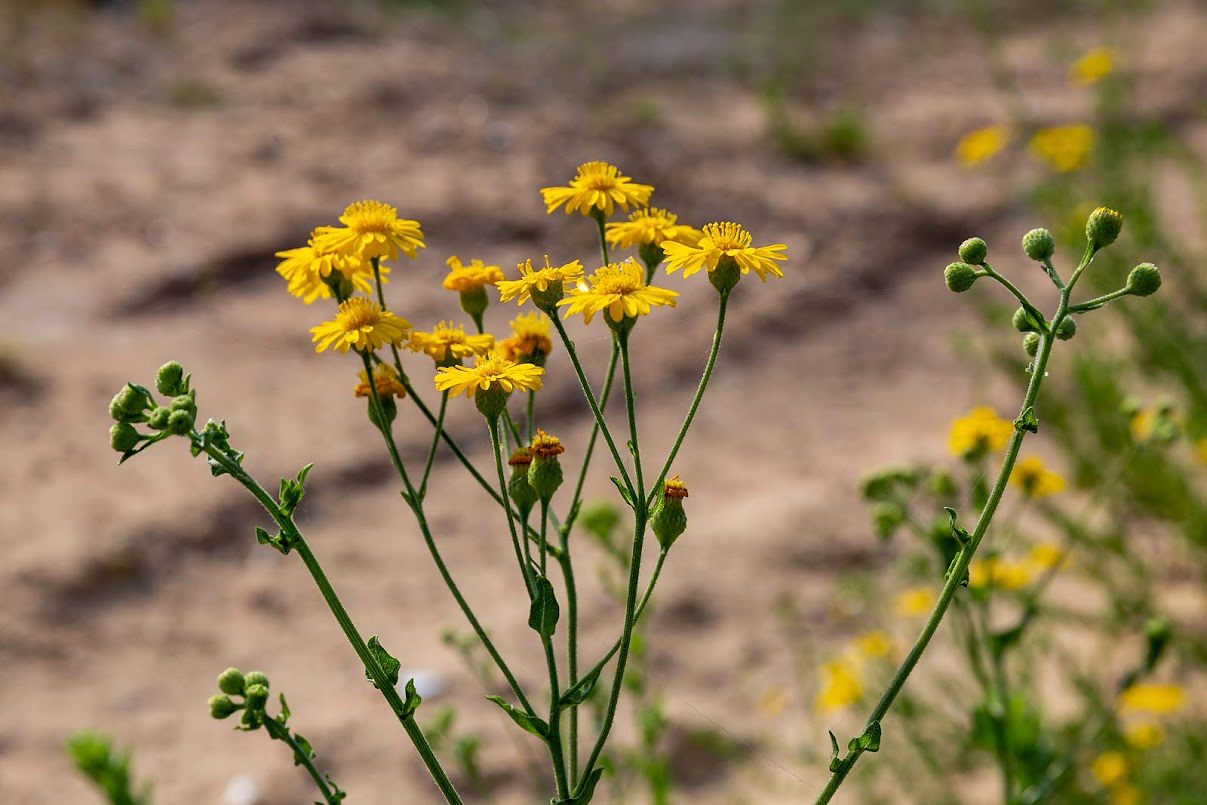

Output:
xmin=2 ymin=1 xmax=1206 ymax=802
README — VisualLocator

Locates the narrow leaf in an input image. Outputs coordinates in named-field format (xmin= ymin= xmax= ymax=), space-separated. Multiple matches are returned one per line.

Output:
xmin=559 ymin=767 xmax=604 ymax=803
xmin=828 ymin=730 xmax=841 ymax=772
xmin=528 ymin=576 xmax=560 ymax=638
xmin=485 ymin=695 xmax=549 ymax=739
xmin=608 ymin=476 xmax=635 ymax=509
xmin=559 ymin=666 xmax=601 ymax=707
xmin=401 ymin=678 xmax=422 ymax=719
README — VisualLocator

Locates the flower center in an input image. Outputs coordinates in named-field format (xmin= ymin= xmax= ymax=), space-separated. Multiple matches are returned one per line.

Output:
xmin=591 ymin=262 xmax=644 ymax=295
xmin=703 ymin=222 xmax=752 ymax=251
xmin=576 ymin=161 xmax=620 ymax=191
xmin=338 ymin=299 xmax=380 ymax=330
xmin=342 ymin=201 xmax=397 ymax=234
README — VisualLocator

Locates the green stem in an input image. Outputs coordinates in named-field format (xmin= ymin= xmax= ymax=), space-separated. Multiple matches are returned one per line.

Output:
xmin=198 ymin=445 xmax=462 ymax=804
xmin=814 ymin=318 xmax=1062 ymax=804
xmin=561 ymin=344 xmax=621 ymax=537
xmin=262 ymin=718 xmax=341 ymax=804
xmin=489 ymin=417 xmax=536 ymax=598
xmin=646 ymin=292 xmax=728 ymax=507
xmin=591 ymin=209 xmax=611 ymax=267
xmin=418 ymin=391 xmax=449 ymax=499
xmin=1069 ymin=286 xmax=1131 ymax=313
xmin=527 ymin=389 xmax=537 ymax=442
xmin=542 ymin=632 xmax=569 ymax=799
xmin=981 ymin=262 xmax=1047 ymax=328
xmin=370 ymin=256 xmax=409 ymax=385
xmin=557 ymin=526 xmax=581 ymax=786
xmin=539 ymin=500 xmax=551 ymax=580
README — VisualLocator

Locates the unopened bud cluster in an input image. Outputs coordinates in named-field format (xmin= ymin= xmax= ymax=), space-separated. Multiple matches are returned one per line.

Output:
xmin=209 ymin=667 xmax=273 ymax=730
xmin=107 ymin=361 xmax=196 ymax=457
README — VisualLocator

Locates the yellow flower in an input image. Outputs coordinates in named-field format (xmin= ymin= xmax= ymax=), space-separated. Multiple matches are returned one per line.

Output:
xmin=354 ymin=363 xmax=408 ymax=399
xmin=955 ymin=125 xmax=1009 ymax=166
xmin=663 ymin=475 xmax=689 ymax=500
xmin=529 ymin=429 xmax=565 ymax=458
xmin=662 ymin=222 xmax=787 ymax=282
xmin=815 ymin=659 xmax=862 ymax=713
xmin=855 ymin=631 xmax=893 ymax=658
xmin=275 ymin=226 xmax=382 ymax=304
xmin=407 ymin=322 xmax=495 ymax=364
xmin=496 ymin=256 xmax=585 ymax=307
xmin=895 ymin=587 xmax=934 ymax=617
xmin=497 ymin=312 xmax=554 ymax=364
xmin=557 ymin=259 xmax=679 ymax=325
xmin=1118 ymin=683 xmax=1185 ymax=715
xmin=969 ymin=556 xmax=1031 ymax=591
xmin=1109 ymin=783 xmax=1140 ymax=805
xmin=540 ymin=160 xmax=654 ymax=217
xmin=1196 ymin=437 xmax=1207 ymax=465
xmin=605 ymin=207 xmax=702 ymax=250
xmin=1029 ymin=542 xmax=1065 ymax=570
xmin=1029 ymin=125 xmax=1094 ymax=173
xmin=1091 ymin=751 xmax=1129 ymax=787
xmin=1010 ymin=456 xmax=1066 ymax=498
xmin=310 ymin=298 xmax=410 ymax=354
xmin=1070 ymin=47 xmax=1115 ymax=86
xmin=1123 ymin=722 xmax=1164 ymax=750
xmin=948 ymin=407 xmax=1014 ymax=457
xmin=314 ymin=200 xmax=425 ymax=264
xmin=434 ymin=354 xmax=544 ymax=398
xmin=443 ymin=256 xmax=505 ymax=292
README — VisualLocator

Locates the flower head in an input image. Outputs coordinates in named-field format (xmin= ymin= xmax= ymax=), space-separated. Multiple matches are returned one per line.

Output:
xmin=540 ymin=161 xmax=654 ymax=217
xmin=663 ymin=475 xmax=689 ymax=500
xmin=895 ymin=587 xmax=934 ymax=617
xmin=1010 ymin=456 xmax=1066 ymax=498
xmin=1124 ymin=723 xmax=1164 ymax=750
xmin=434 ymin=354 xmax=544 ymax=398
xmin=948 ymin=406 xmax=1014 ymax=457
xmin=1070 ymin=47 xmax=1115 ymax=86
xmin=814 ymin=658 xmax=862 ymax=713
xmin=311 ymin=298 xmax=410 ymax=354
xmin=497 ymin=256 xmax=584 ymax=310
xmin=408 ymin=322 xmax=495 ymax=364
xmin=443 ymin=256 xmax=505 ymax=292
xmin=1029 ymin=542 xmax=1065 ymax=570
xmin=314 ymin=200 xmax=425 ymax=264
xmin=276 ymin=226 xmax=383 ymax=304
xmin=355 ymin=363 xmax=408 ymax=399
xmin=662 ymin=222 xmax=787 ymax=283
xmin=1091 ymin=751 xmax=1129 ymax=788
xmin=1118 ymin=683 xmax=1185 ymax=715
xmin=955 ymin=125 xmax=1009 ymax=166
xmin=969 ymin=556 xmax=1031 ymax=591
xmin=1029 ymin=125 xmax=1094 ymax=173
xmin=558 ymin=259 xmax=679 ymax=327
xmin=529 ymin=429 xmax=565 ymax=459
xmin=605 ymin=207 xmax=702 ymax=250
xmin=498 ymin=312 xmax=554 ymax=365
xmin=855 ymin=631 xmax=893 ymax=658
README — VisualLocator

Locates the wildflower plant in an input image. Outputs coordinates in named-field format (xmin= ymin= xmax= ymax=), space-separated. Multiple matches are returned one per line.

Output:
xmin=104 ymin=155 xmax=1165 ymax=803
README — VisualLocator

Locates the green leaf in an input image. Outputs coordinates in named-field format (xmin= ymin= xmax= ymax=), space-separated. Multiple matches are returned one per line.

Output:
xmin=528 ymin=576 xmax=560 ymax=638
xmin=401 ymin=678 xmax=422 ymax=719
xmin=365 ymin=636 xmax=401 ymax=689
xmin=559 ymin=767 xmax=604 ymax=803
xmin=292 ymin=732 xmax=314 ymax=763
xmin=944 ymin=507 xmax=970 ymax=545
xmin=277 ymin=693 xmax=291 ymax=725
xmin=485 ymin=695 xmax=549 ymax=739
xmin=847 ymin=721 xmax=881 ymax=753
xmin=1014 ymin=406 xmax=1039 ymax=434
xmin=608 ymin=476 xmax=635 ymax=509
xmin=559 ymin=666 xmax=601 ymax=707
xmin=828 ymin=731 xmax=842 ymax=772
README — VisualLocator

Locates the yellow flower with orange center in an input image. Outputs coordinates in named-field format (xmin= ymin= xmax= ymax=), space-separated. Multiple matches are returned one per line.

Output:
xmin=354 ymin=363 xmax=408 ymax=399
xmin=275 ymin=226 xmax=384 ymax=304
xmin=1029 ymin=125 xmax=1094 ymax=172
xmin=558 ymin=259 xmax=679 ymax=326
xmin=407 ymin=322 xmax=495 ymax=364
xmin=497 ymin=312 xmax=554 ymax=364
xmin=605 ymin=207 xmax=702 ymax=250
xmin=662 ymin=222 xmax=787 ymax=282
xmin=948 ymin=406 xmax=1014 ymax=457
xmin=310 ymin=298 xmax=410 ymax=354
xmin=496 ymin=256 xmax=585 ymax=307
xmin=955 ymin=125 xmax=1009 ymax=166
xmin=433 ymin=354 xmax=544 ymax=398
xmin=1010 ymin=456 xmax=1066 ymax=498
xmin=443 ymin=256 xmax=505 ymax=292
xmin=540 ymin=160 xmax=654 ymax=217
xmin=314 ymin=200 xmax=425 ymax=263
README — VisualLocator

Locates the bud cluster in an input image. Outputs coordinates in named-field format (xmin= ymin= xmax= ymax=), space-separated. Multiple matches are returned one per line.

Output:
xmin=107 ymin=361 xmax=197 ymax=458
xmin=209 ymin=667 xmax=273 ymax=730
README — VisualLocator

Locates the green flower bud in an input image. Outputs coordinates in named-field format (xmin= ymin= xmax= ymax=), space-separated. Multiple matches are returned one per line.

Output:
xmin=244 ymin=683 xmax=269 ymax=711
xmin=155 ymin=361 xmax=185 ymax=396
xmin=367 ymin=395 xmax=397 ymax=428
xmin=871 ymin=502 xmax=906 ymax=539
xmin=1054 ymin=317 xmax=1077 ymax=341
xmin=606 ymin=313 xmax=638 ymax=335
xmin=528 ymin=430 xmax=565 ymax=501
xmin=217 ymin=667 xmax=245 ymax=696
xmin=708 ymin=256 xmax=741 ymax=296
xmin=1021 ymin=228 xmax=1055 ymax=261
xmin=240 ymin=707 xmax=264 ymax=730
xmin=507 ymin=449 xmax=538 ymax=520
xmin=1022 ymin=332 xmax=1041 ymax=357
xmin=530 ymin=280 xmax=566 ymax=315
xmin=1012 ymin=306 xmax=1043 ymax=333
xmin=1086 ymin=206 xmax=1123 ymax=251
xmin=169 ymin=394 xmax=196 ymax=415
xmin=639 ymin=241 xmax=665 ymax=273
xmin=109 ymin=393 xmax=128 ymax=422
xmin=166 ymin=408 xmax=195 ymax=435
xmin=147 ymin=406 xmax=172 ymax=430
xmin=208 ymin=694 xmax=239 ymax=720
xmin=458 ymin=287 xmax=489 ymax=322
xmin=243 ymin=670 xmax=269 ymax=690
xmin=944 ymin=262 xmax=979 ymax=293
xmin=1126 ymin=263 xmax=1161 ymax=296
xmin=473 ymin=386 xmax=511 ymax=420
xmin=110 ymin=384 xmax=151 ymax=422
xmin=651 ymin=476 xmax=689 ymax=549
xmin=958 ymin=237 xmax=987 ymax=265
xmin=109 ymin=422 xmax=140 ymax=453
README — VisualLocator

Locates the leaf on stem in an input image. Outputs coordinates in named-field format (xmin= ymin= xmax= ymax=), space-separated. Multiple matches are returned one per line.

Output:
xmin=847 ymin=721 xmax=881 ymax=753
xmin=944 ymin=507 xmax=970 ymax=546
xmin=401 ymin=678 xmax=423 ymax=719
xmin=1014 ymin=406 xmax=1039 ymax=434
xmin=485 ymin=695 xmax=549 ymax=739
xmin=364 ymin=636 xmax=401 ymax=689
xmin=609 ymin=476 xmax=635 ymax=509
xmin=559 ymin=666 xmax=601 ymax=707
xmin=528 ymin=576 xmax=561 ymax=638
xmin=558 ymin=767 xmax=604 ymax=803
xmin=828 ymin=731 xmax=842 ymax=772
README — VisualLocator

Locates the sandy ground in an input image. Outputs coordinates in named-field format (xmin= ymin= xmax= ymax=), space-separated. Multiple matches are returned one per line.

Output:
xmin=2 ymin=1 xmax=1206 ymax=802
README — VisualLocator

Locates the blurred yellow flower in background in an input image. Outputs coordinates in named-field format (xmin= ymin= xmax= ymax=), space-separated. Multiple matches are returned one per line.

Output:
xmin=1010 ymin=456 xmax=1066 ymax=498
xmin=969 ymin=556 xmax=1031 ymax=591
xmin=1070 ymin=47 xmax=1116 ymax=86
xmin=1029 ymin=542 xmax=1066 ymax=570
xmin=1029 ymin=125 xmax=1094 ymax=172
xmin=1091 ymin=751 xmax=1129 ymax=787
xmin=1118 ymin=683 xmax=1186 ymax=715
xmin=955 ymin=125 xmax=1008 ymax=166
xmin=855 ymin=630 xmax=893 ymax=658
xmin=949 ymin=406 xmax=1014 ymax=457
xmin=895 ymin=587 xmax=935 ymax=616
xmin=1123 ymin=722 xmax=1164 ymax=750
xmin=815 ymin=659 xmax=862 ymax=713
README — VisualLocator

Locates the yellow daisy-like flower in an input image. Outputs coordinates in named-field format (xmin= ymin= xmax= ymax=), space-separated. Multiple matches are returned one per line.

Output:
xmin=540 ymin=160 xmax=654 ymax=217
xmin=1091 ymin=751 xmax=1129 ymax=788
xmin=558 ymin=259 xmax=679 ymax=325
xmin=275 ymin=226 xmax=383 ymax=304
xmin=498 ymin=312 xmax=554 ymax=364
xmin=314 ymin=200 xmax=425 ymax=264
xmin=443 ymin=256 xmax=505 ymax=292
xmin=407 ymin=321 xmax=495 ymax=364
xmin=354 ymin=362 xmax=408 ymax=399
xmin=895 ymin=587 xmax=934 ymax=617
xmin=1070 ymin=46 xmax=1115 ymax=86
xmin=955 ymin=125 xmax=1009 ymax=166
xmin=662 ymin=221 xmax=787 ymax=282
xmin=969 ymin=556 xmax=1031 ymax=591
xmin=855 ymin=631 xmax=893 ymax=659
xmin=605 ymin=207 xmax=702 ymax=250
xmin=815 ymin=658 xmax=862 ymax=713
xmin=1010 ymin=456 xmax=1066 ymax=498
xmin=1123 ymin=722 xmax=1164 ymax=750
xmin=948 ymin=406 xmax=1014 ymax=457
xmin=1118 ymin=683 xmax=1185 ymax=715
xmin=1029 ymin=125 xmax=1094 ymax=173
xmin=496 ymin=256 xmax=585 ymax=307
xmin=433 ymin=354 xmax=544 ymax=398
xmin=310 ymin=297 xmax=411 ymax=354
